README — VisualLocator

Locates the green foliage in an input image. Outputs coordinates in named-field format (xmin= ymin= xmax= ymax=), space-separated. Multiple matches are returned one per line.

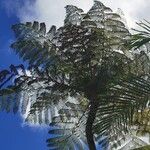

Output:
xmin=47 ymin=98 xmax=88 ymax=150
xmin=130 ymin=20 xmax=150 ymax=50
xmin=0 ymin=1 xmax=150 ymax=150
xmin=11 ymin=21 xmax=56 ymax=66
xmin=133 ymin=145 xmax=150 ymax=150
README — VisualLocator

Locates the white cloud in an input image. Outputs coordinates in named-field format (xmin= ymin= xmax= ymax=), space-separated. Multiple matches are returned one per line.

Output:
xmin=3 ymin=0 xmax=150 ymax=29
xmin=18 ymin=0 xmax=93 ymax=29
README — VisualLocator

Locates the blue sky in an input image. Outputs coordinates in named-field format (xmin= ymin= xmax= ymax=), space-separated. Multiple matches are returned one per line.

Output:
xmin=0 ymin=0 xmax=150 ymax=150
xmin=0 ymin=3 xmax=19 ymax=68
xmin=0 ymin=1 xmax=48 ymax=150
xmin=0 ymin=113 xmax=48 ymax=150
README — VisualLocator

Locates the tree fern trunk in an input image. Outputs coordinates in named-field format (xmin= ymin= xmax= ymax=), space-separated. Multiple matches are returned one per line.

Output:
xmin=86 ymin=101 xmax=98 ymax=150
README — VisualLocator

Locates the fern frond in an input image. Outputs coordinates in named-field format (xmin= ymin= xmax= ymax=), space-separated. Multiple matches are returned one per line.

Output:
xmin=11 ymin=22 xmax=57 ymax=67
xmin=47 ymin=98 xmax=89 ymax=150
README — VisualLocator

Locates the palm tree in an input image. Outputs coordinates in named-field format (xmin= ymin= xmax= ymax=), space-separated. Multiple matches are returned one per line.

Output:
xmin=0 ymin=1 xmax=150 ymax=150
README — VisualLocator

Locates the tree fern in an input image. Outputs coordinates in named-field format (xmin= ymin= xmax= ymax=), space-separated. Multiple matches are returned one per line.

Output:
xmin=0 ymin=1 xmax=150 ymax=150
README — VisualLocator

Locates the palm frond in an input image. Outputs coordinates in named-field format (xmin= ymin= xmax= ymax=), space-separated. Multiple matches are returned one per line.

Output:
xmin=94 ymin=76 xmax=150 ymax=149
xmin=130 ymin=20 xmax=150 ymax=50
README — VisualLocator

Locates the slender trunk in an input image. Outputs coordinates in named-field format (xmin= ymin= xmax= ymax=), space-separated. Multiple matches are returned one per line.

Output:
xmin=86 ymin=101 xmax=98 ymax=150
